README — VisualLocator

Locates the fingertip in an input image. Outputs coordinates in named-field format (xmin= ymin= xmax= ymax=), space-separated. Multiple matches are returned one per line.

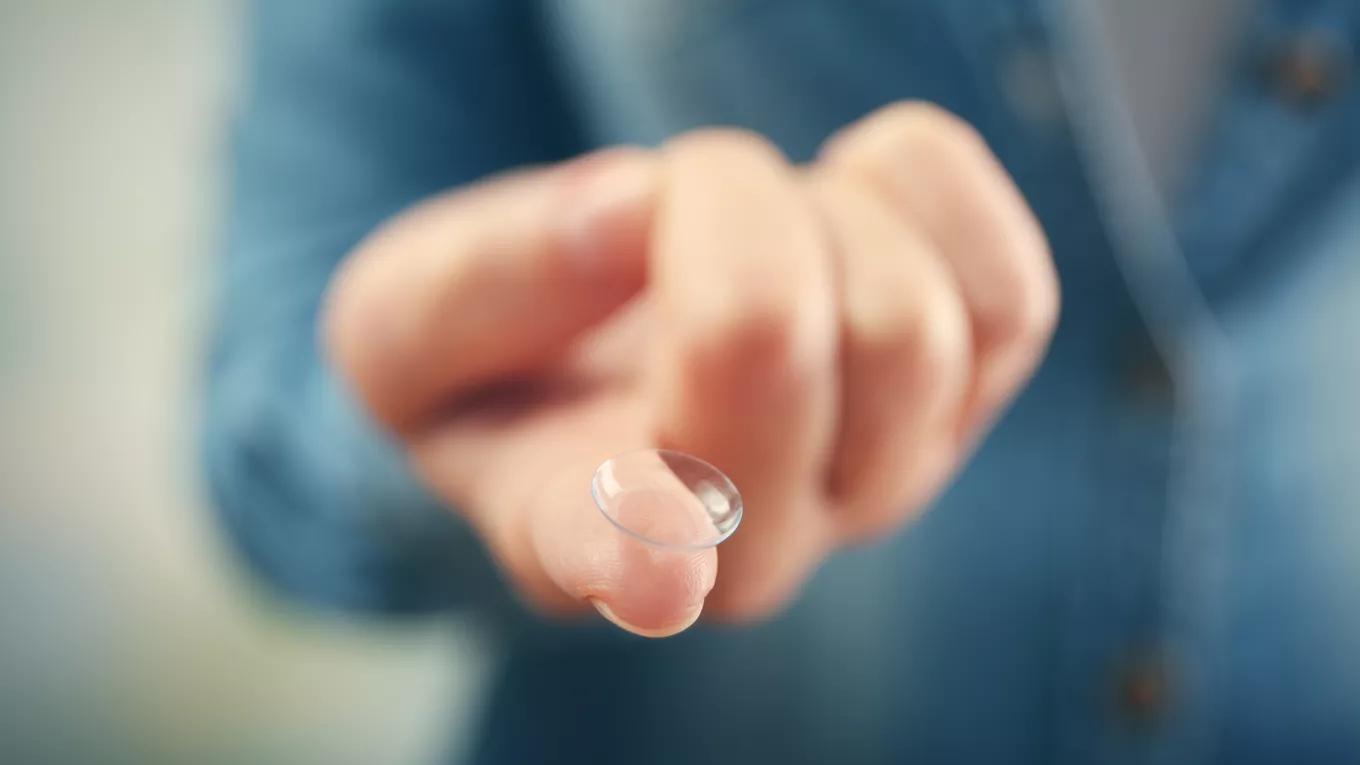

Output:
xmin=590 ymin=543 xmax=716 ymax=637
xmin=526 ymin=463 xmax=718 ymax=638
xmin=590 ymin=594 xmax=705 ymax=639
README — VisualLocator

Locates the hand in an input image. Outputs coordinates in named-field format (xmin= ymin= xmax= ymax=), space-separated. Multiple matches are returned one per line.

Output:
xmin=323 ymin=102 xmax=1058 ymax=637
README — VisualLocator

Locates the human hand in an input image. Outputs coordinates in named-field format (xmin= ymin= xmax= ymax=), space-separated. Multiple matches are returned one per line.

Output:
xmin=323 ymin=102 xmax=1058 ymax=637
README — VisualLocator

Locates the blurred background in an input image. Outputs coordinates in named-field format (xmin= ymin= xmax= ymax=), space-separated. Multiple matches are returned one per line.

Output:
xmin=0 ymin=2 xmax=488 ymax=762
xmin=5 ymin=1 xmax=1360 ymax=763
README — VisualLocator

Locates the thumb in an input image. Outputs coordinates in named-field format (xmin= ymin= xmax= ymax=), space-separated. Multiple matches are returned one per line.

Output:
xmin=325 ymin=148 xmax=658 ymax=433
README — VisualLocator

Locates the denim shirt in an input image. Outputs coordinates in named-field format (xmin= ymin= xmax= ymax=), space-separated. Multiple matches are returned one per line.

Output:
xmin=205 ymin=1 xmax=1360 ymax=762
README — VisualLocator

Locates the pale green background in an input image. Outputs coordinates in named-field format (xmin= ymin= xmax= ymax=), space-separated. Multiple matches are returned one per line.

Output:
xmin=0 ymin=2 xmax=489 ymax=762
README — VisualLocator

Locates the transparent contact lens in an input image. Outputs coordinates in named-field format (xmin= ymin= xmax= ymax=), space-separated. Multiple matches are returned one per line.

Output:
xmin=591 ymin=449 xmax=743 ymax=550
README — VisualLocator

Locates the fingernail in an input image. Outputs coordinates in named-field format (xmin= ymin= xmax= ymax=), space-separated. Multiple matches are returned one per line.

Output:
xmin=557 ymin=151 xmax=656 ymax=273
xmin=589 ymin=597 xmax=701 ymax=639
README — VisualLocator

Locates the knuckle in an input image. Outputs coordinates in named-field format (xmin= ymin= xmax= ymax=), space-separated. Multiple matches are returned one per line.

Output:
xmin=843 ymin=103 xmax=1057 ymax=354
xmin=665 ymin=126 xmax=786 ymax=167
xmin=828 ymin=100 xmax=990 ymax=172
xmin=889 ymin=101 xmax=989 ymax=157
xmin=988 ymin=261 xmax=1061 ymax=351
xmin=912 ymin=287 xmax=974 ymax=391
xmin=852 ymin=275 xmax=972 ymax=398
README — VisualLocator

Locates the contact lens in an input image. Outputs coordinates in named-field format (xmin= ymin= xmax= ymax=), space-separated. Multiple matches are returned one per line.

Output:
xmin=591 ymin=449 xmax=743 ymax=550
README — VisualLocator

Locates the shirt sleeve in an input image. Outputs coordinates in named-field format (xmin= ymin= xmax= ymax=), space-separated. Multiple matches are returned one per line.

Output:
xmin=202 ymin=0 xmax=588 ymax=615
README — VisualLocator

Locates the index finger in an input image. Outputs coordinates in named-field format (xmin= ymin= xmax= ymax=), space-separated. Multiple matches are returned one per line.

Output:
xmin=648 ymin=129 xmax=839 ymax=617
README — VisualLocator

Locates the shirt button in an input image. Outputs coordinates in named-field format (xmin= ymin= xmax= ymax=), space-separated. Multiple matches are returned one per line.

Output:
xmin=1124 ymin=344 xmax=1174 ymax=408
xmin=1264 ymin=33 xmax=1352 ymax=108
xmin=1000 ymin=44 xmax=1066 ymax=132
xmin=1115 ymin=654 xmax=1171 ymax=724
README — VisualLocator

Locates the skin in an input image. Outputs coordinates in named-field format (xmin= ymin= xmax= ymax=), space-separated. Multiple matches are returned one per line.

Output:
xmin=323 ymin=102 xmax=1060 ymax=637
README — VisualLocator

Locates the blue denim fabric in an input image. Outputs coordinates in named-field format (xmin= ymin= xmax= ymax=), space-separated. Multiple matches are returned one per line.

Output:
xmin=204 ymin=1 xmax=1360 ymax=762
